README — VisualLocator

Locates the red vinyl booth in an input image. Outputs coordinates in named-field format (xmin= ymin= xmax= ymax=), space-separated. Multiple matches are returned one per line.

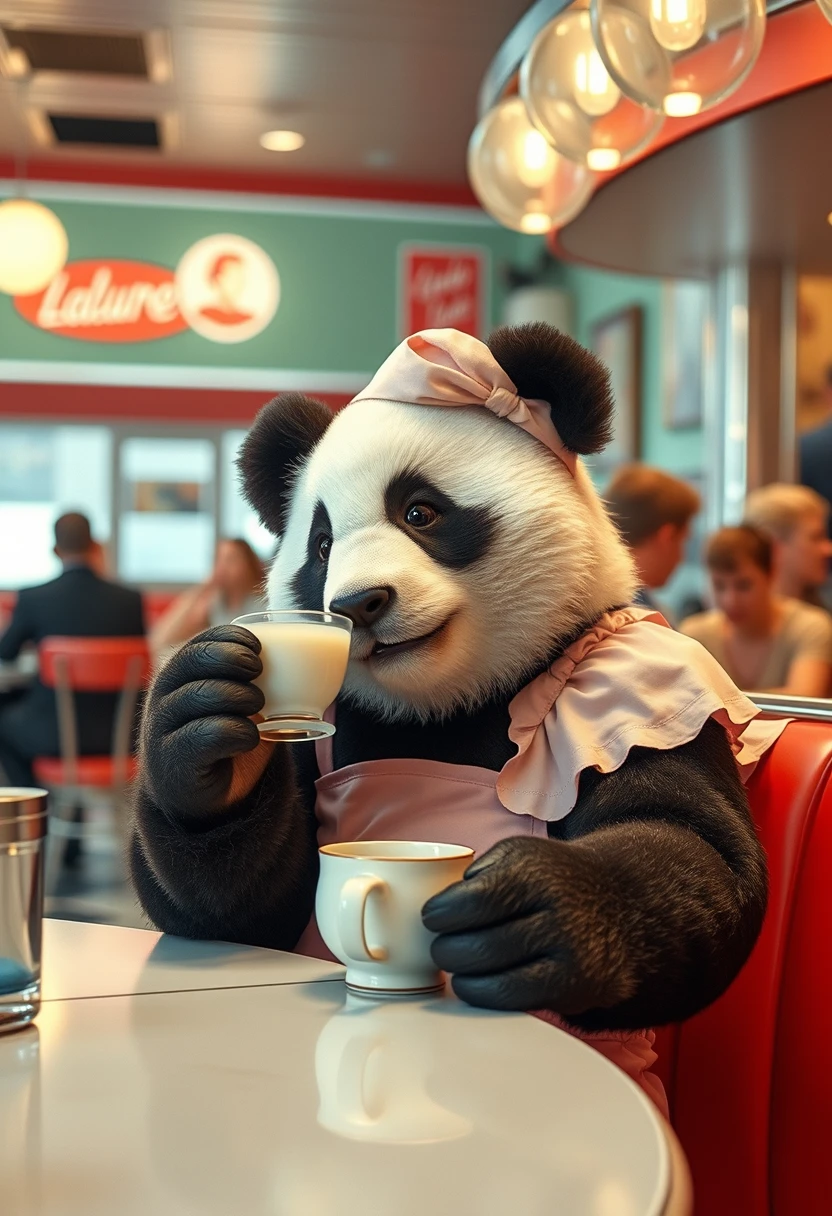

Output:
xmin=653 ymin=719 xmax=831 ymax=1215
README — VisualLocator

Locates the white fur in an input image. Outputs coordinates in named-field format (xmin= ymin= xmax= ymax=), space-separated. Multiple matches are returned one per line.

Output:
xmin=268 ymin=401 xmax=635 ymax=721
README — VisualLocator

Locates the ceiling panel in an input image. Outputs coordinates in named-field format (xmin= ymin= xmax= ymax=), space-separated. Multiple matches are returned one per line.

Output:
xmin=0 ymin=0 xmax=530 ymax=185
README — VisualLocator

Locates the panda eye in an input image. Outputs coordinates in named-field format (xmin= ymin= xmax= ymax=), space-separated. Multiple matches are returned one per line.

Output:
xmin=317 ymin=535 xmax=332 ymax=562
xmin=405 ymin=503 xmax=439 ymax=529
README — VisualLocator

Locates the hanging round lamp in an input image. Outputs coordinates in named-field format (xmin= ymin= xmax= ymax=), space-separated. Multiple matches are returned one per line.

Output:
xmin=590 ymin=0 xmax=766 ymax=118
xmin=521 ymin=8 xmax=663 ymax=172
xmin=467 ymin=96 xmax=595 ymax=234
xmin=0 ymin=198 xmax=69 ymax=295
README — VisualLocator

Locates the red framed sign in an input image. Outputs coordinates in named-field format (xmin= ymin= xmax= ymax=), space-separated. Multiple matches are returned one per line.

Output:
xmin=398 ymin=243 xmax=489 ymax=339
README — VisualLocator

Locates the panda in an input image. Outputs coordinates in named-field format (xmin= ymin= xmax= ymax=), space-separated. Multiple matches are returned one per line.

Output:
xmin=132 ymin=323 xmax=779 ymax=1108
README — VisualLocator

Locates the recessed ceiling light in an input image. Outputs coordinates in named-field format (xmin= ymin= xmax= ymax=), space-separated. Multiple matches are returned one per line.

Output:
xmin=260 ymin=129 xmax=305 ymax=152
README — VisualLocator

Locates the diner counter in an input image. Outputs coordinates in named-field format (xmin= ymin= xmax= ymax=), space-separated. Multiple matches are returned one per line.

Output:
xmin=1 ymin=921 xmax=691 ymax=1215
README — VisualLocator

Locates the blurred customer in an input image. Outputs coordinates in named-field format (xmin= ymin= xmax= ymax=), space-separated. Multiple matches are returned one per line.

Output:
xmin=799 ymin=364 xmax=832 ymax=522
xmin=744 ymin=483 xmax=832 ymax=607
xmin=681 ymin=525 xmax=832 ymax=697
xmin=150 ymin=537 xmax=264 ymax=661
xmin=0 ymin=512 xmax=145 ymax=787
xmin=605 ymin=464 xmax=700 ymax=620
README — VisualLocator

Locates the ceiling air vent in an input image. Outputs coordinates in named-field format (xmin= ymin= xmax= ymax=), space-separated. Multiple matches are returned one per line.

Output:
xmin=2 ymin=28 xmax=149 ymax=77
xmin=48 ymin=114 xmax=161 ymax=149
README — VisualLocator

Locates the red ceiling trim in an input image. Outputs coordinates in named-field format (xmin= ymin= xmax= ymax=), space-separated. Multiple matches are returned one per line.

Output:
xmin=0 ymin=156 xmax=481 ymax=209
xmin=0 ymin=381 xmax=349 ymax=424
xmin=551 ymin=3 xmax=832 ymax=262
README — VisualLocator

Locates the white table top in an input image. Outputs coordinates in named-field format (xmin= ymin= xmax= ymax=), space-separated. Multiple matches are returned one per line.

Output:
xmin=2 ymin=982 xmax=671 ymax=1216
xmin=41 ymin=919 xmax=345 ymax=1001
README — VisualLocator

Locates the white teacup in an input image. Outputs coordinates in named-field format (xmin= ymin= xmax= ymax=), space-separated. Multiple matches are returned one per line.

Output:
xmin=315 ymin=841 xmax=473 ymax=996
xmin=232 ymin=610 xmax=352 ymax=742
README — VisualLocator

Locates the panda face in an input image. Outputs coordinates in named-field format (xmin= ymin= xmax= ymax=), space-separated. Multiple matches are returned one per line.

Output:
xmin=266 ymin=400 xmax=635 ymax=722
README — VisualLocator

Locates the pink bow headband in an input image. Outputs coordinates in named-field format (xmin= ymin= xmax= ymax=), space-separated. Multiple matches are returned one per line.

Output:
xmin=349 ymin=329 xmax=577 ymax=477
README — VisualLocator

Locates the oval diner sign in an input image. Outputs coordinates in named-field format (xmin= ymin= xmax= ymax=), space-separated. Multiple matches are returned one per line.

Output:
xmin=14 ymin=259 xmax=187 ymax=343
xmin=12 ymin=236 xmax=281 ymax=345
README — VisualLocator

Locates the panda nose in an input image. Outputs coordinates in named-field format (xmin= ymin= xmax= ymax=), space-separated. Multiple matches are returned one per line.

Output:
xmin=330 ymin=587 xmax=393 ymax=628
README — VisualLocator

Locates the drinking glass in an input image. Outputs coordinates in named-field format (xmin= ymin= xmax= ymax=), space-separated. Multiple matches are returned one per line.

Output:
xmin=0 ymin=789 xmax=48 ymax=1035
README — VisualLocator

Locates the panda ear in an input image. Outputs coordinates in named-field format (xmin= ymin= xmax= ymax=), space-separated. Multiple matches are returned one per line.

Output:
xmin=237 ymin=393 xmax=332 ymax=536
xmin=487 ymin=322 xmax=614 ymax=455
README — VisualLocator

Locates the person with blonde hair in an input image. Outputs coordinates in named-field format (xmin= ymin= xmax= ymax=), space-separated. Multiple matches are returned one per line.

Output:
xmin=604 ymin=464 xmax=701 ymax=617
xmin=681 ymin=524 xmax=832 ymax=697
xmin=744 ymin=482 xmax=832 ymax=607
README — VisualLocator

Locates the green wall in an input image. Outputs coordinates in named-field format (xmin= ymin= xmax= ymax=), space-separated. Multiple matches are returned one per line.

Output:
xmin=558 ymin=262 xmax=704 ymax=475
xmin=506 ymin=234 xmax=704 ymax=477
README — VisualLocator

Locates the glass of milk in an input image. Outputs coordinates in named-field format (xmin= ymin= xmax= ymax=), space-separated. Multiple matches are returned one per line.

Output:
xmin=232 ymin=610 xmax=352 ymax=742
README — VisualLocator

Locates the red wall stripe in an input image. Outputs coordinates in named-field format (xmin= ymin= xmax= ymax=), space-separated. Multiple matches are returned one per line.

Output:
xmin=0 ymin=381 xmax=349 ymax=424
xmin=0 ymin=157 xmax=481 ymax=209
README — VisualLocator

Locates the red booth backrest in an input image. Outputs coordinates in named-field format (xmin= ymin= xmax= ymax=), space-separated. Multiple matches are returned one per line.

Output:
xmin=770 ymin=765 xmax=832 ymax=1216
xmin=659 ymin=720 xmax=832 ymax=1216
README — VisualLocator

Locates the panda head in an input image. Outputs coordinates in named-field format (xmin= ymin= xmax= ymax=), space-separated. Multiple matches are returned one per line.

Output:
xmin=239 ymin=323 xmax=635 ymax=722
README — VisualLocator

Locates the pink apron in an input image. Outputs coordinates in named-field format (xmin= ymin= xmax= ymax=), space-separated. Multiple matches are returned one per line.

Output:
xmin=294 ymin=713 xmax=670 ymax=1114
xmin=294 ymin=608 xmax=789 ymax=1119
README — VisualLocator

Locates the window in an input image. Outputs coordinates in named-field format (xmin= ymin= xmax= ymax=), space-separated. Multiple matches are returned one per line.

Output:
xmin=0 ymin=425 xmax=112 ymax=590
xmin=117 ymin=436 xmax=216 ymax=584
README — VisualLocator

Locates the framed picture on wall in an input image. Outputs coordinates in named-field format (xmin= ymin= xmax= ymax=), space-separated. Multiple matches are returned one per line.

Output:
xmin=661 ymin=280 xmax=710 ymax=430
xmin=589 ymin=305 xmax=642 ymax=466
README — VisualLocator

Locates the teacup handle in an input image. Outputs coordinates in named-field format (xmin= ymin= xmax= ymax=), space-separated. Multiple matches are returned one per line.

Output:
xmin=340 ymin=875 xmax=389 ymax=963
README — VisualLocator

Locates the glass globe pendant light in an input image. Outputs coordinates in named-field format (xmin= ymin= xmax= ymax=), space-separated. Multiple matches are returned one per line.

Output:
xmin=0 ymin=198 xmax=68 ymax=295
xmin=467 ymin=96 xmax=595 ymax=234
xmin=521 ymin=7 xmax=663 ymax=172
xmin=590 ymin=0 xmax=766 ymax=118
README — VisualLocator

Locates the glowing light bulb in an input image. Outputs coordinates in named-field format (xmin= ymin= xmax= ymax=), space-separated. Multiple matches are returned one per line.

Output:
xmin=520 ymin=211 xmax=553 ymax=234
xmin=0 ymin=199 xmax=68 ymax=295
xmin=586 ymin=147 xmax=621 ymax=171
xmin=663 ymin=91 xmax=702 ymax=116
xmin=649 ymin=0 xmax=707 ymax=53
xmin=518 ymin=128 xmax=552 ymax=188
xmin=573 ymin=46 xmax=621 ymax=117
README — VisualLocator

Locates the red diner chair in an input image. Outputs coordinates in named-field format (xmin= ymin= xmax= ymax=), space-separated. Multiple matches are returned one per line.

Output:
xmin=32 ymin=636 xmax=150 ymax=883
xmin=653 ymin=716 xmax=832 ymax=1216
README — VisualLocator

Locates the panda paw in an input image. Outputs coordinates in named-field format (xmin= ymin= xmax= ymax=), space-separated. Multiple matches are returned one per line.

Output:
xmin=140 ymin=624 xmax=272 ymax=821
xmin=422 ymin=836 xmax=636 ymax=1016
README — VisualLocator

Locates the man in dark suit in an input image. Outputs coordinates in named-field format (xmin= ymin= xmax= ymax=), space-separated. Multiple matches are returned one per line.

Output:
xmin=0 ymin=512 xmax=145 ymax=788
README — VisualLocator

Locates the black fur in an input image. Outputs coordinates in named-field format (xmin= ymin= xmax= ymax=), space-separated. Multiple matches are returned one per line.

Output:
xmin=238 ymin=393 xmax=332 ymax=536
xmin=289 ymin=501 xmax=330 ymax=610
xmin=383 ymin=469 xmax=497 ymax=570
xmin=488 ymin=322 xmax=614 ymax=456
xmin=131 ymin=628 xmax=767 ymax=1031
xmin=334 ymin=693 xmax=514 ymax=770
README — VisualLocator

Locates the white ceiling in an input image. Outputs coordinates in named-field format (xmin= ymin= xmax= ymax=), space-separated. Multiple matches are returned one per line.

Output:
xmin=0 ymin=0 xmax=530 ymax=185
